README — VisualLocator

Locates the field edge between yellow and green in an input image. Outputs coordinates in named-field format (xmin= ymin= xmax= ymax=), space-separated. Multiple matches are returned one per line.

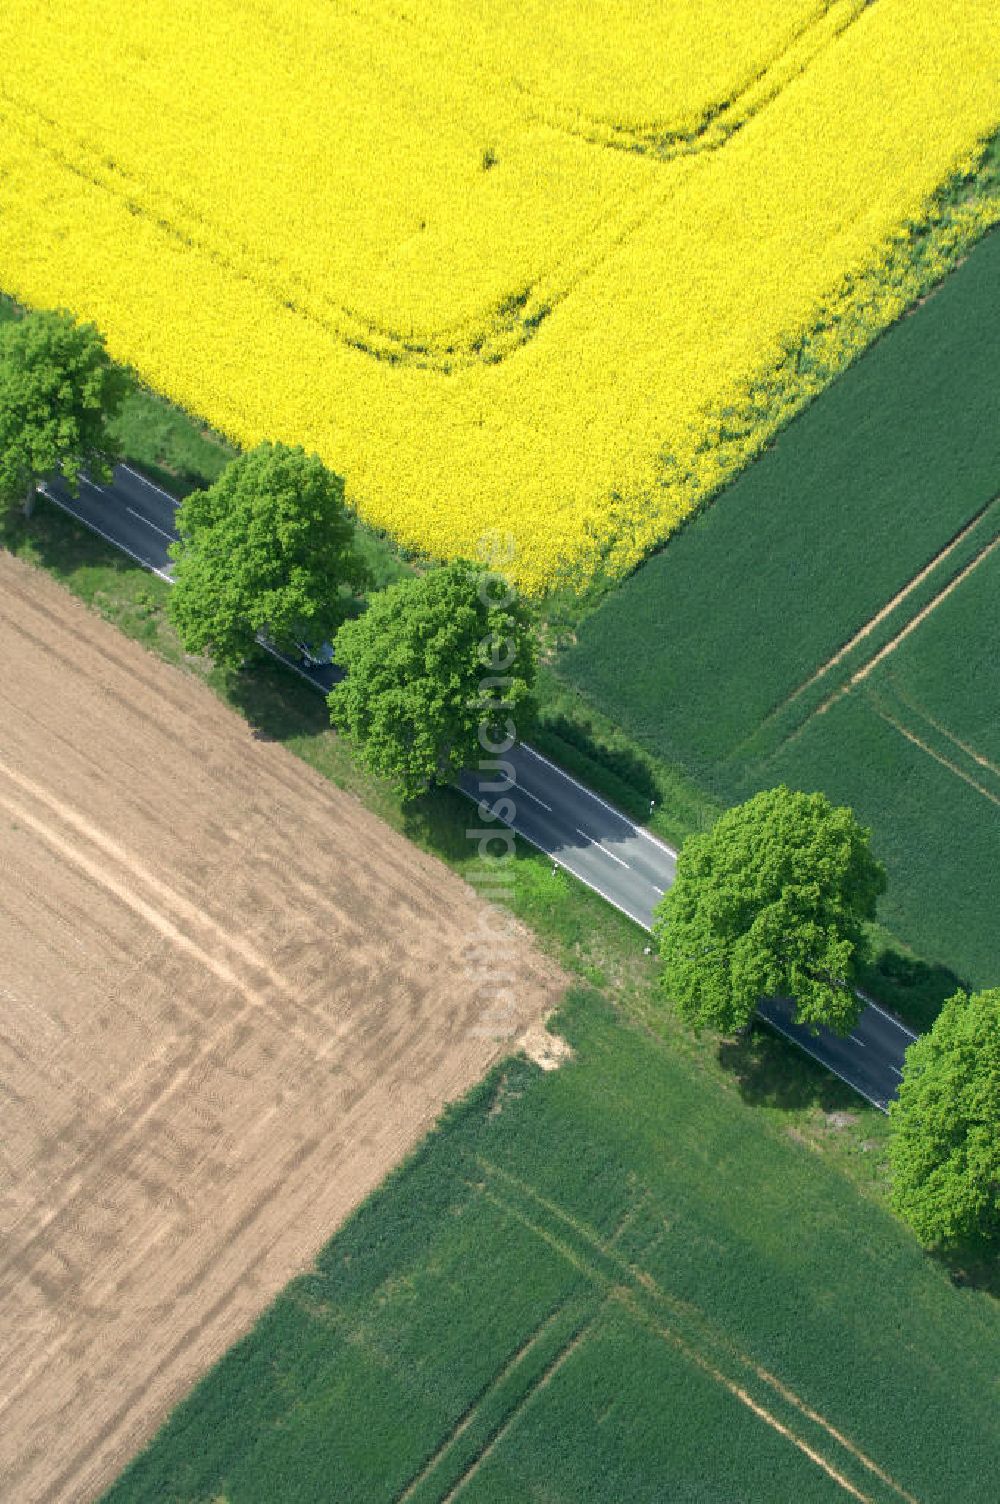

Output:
xmin=560 ymin=221 xmax=1000 ymax=993
xmin=0 ymin=0 xmax=998 ymax=589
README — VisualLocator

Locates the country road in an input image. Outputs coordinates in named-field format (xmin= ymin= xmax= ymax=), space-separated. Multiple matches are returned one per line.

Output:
xmin=39 ymin=466 xmax=917 ymax=1109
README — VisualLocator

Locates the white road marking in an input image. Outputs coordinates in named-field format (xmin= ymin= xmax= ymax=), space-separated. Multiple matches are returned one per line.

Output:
xmin=854 ymin=989 xmax=919 ymax=1040
xmin=257 ymin=637 xmax=327 ymax=687
xmin=889 ymin=1066 xmax=904 ymax=1079
xmin=514 ymin=784 xmax=552 ymax=812
xmin=120 ymin=463 xmax=181 ymax=507
xmin=652 ymin=884 xmax=665 ymax=896
xmin=39 ymin=486 xmax=174 ymax=583
xmin=850 ymin=1036 xmax=867 ymax=1048
xmin=575 ymin=827 xmax=629 ymax=868
xmin=496 ymin=817 xmax=649 ymax=929
xmin=126 ymin=505 xmax=175 ymax=541
xmin=520 ymin=743 xmax=678 ymax=857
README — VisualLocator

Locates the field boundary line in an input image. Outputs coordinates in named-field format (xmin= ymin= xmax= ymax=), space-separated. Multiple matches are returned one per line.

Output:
xmin=779 ymin=527 xmax=1000 ymax=750
xmin=479 ymin=1185 xmax=608 ymax=1286
xmin=0 ymin=764 xmax=372 ymax=1294
xmin=883 ymin=688 xmax=1000 ymax=783
xmin=745 ymin=1356 xmax=920 ymax=1504
xmin=0 ymin=88 xmax=667 ymax=374
xmin=0 ymin=759 xmax=327 ymax=1021
xmin=608 ymin=1189 xmax=652 ymax=1247
xmin=381 ymin=0 xmax=866 ymax=159
xmin=394 ymin=1301 xmax=577 ymax=1503
xmin=485 ymin=1183 xmax=890 ymax=1504
xmin=0 ymin=0 xmax=870 ymax=384
xmin=437 ymin=1302 xmax=603 ymax=1504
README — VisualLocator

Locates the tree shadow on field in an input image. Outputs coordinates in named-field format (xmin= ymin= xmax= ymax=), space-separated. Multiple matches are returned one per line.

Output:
xmin=401 ymin=785 xmax=476 ymax=864
xmin=718 ymin=1025 xmax=863 ymax=1114
xmin=933 ymin=1244 xmax=1000 ymax=1301
xmin=2 ymin=503 xmax=148 ymax=587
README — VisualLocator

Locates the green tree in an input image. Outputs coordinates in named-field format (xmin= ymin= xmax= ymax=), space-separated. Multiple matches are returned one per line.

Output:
xmin=329 ymin=559 xmax=536 ymax=797
xmin=169 ymin=443 xmax=367 ymax=668
xmin=653 ymin=786 xmax=886 ymax=1035
xmin=889 ymin=987 xmax=1000 ymax=1251
xmin=0 ymin=308 xmax=127 ymax=520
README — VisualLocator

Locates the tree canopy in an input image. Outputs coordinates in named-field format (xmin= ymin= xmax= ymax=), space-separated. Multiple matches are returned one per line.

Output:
xmin=888 ymin=987 xmax=1000 ymax=1251
xmin=0 ymin=308 xmax=127 ymax=519
xmin=168 ymin=442 xmax=367 ymax=668
xmin=653 ymin=785 xmax=886 ymax=1035
xmin=328 ymin=559 xmax=536 ymax=797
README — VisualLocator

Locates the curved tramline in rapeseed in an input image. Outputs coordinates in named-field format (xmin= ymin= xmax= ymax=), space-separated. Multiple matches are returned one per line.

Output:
xmin=0 ymin=0 xmax=997 ymax=590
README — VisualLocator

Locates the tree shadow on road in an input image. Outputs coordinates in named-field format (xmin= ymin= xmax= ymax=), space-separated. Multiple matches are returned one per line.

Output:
xmin=858 ymin=946 xmax=968 ymax=1033
xmin=533 ymin=711 xmax=662 ymax=824
xmin=718 ymin=1026 xmax=864 ymax=1114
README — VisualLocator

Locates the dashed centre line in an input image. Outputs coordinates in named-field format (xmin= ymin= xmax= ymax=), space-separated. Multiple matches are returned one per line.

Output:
xmin=514 ymin=784 xmax=553 ymax=812
xmin=126 ymin=505 xmax=175 ymax=541
xmin=576 ymin=828 xmax=630 ymax=868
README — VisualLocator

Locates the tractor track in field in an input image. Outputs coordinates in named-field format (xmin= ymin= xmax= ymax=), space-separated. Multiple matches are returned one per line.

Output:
xmin=469 ymin=1159 xmax=921 ymax=1504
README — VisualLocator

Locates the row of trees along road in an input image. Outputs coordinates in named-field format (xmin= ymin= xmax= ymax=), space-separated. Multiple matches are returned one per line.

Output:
xmin=2 ymin=308 xmax=996 ymax=1257
xmin=166 ymin=446 xmax=538 ymax=800
xmin=654 ymin=788 xmax=998 ymax=1254
xmin=170 ymin=443 xmax=369 ymax=668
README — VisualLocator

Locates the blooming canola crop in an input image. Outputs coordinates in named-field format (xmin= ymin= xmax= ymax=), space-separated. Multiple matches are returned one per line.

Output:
xmin=0 ymin=0 xmax=997 ymax=590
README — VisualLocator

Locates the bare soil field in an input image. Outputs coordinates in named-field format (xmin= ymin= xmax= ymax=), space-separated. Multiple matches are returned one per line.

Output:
xmin=0 ymin=552 xmax=566 ymax=1503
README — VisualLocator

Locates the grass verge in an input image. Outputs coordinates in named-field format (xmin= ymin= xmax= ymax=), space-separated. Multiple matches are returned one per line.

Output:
xmin=0 ymin=267 xmax=974 ymax=1188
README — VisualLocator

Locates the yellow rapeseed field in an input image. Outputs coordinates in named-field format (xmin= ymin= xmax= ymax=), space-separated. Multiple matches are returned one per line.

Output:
xmin=0 ymin=0 xmax=998 ymax=589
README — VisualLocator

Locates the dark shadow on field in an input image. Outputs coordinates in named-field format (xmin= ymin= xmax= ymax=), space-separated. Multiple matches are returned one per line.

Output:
xmin=859 ymin=947 xmax=969 ymax=1033
xmin=401 ymin=784 xmax=480 ymax=863
xmin=224 ymin=653 xmax=331 ymax=743
xmin=718 ymin=1026 xmax=862 ymax=1113
xmin=933 ymin=1245 xmax=1000 ymax=1301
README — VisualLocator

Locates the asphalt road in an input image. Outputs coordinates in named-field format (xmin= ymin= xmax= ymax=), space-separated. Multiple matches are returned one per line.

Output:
xmin=39 ymin=466 xmax=917 ymax=1109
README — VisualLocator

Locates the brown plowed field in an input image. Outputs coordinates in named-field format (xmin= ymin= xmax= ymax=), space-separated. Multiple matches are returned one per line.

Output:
xmin=0 ymin=553 xmax=566 ymax=1503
